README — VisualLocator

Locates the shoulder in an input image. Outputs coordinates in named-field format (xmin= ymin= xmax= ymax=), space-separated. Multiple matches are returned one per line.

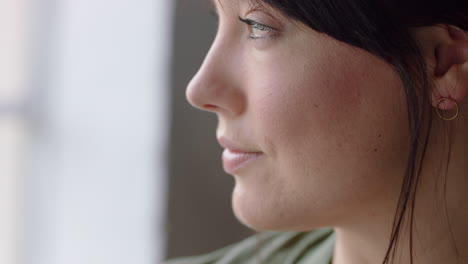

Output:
xmin=163 ymin=227 xmax=335 ymax=264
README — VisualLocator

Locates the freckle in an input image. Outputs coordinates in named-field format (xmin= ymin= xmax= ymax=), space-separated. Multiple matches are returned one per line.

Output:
xmin=338 ymin=143 xmax=343 ymax=148
xmin=314 ymin=104 xmax=319 ymax=108
xmin=374 ymin=148 xmax=378 ymax=152
xmin=378 ymin=134 xmax=382 ymax=138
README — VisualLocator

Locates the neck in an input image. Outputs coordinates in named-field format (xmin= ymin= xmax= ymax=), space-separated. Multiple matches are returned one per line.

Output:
xmin=332 ymin=114 xmax=468 ymax=264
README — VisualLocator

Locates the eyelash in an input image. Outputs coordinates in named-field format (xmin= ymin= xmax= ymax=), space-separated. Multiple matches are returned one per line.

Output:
xmin=238 ymin=16 xmax=278 ymax=40
xmin=208 ymin=10 xmax=278 ymax=40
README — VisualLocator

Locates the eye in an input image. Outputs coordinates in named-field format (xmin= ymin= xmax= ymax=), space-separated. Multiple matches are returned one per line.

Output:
xmin=238 ymin=16 xmax=279 ymax=39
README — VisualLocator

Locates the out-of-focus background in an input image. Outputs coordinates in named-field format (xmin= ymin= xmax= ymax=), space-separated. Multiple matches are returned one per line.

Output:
xmin=0 ymin=0 xmax=252 ymax=263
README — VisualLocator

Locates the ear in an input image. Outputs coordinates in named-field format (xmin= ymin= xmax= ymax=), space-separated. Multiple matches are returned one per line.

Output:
xmin=411 ymin=25 xmax=468 ymax=110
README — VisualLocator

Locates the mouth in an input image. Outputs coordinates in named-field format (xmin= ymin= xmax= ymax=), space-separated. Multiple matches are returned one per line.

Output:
xmin=221 ymin=149 xmax=264 ymax=174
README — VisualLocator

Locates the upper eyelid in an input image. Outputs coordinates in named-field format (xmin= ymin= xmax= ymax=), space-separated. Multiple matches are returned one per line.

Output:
xmin=239 ymin=16 xmax=277 ymax=30
xmin=238 ymin=16 xmax=279 ymax=32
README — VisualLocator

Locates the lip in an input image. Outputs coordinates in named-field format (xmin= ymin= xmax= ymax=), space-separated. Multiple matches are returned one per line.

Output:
xmin=217 ymin=136 xmax=263 ymax=174
xmin=222 ymin=149 xmax=263 ymax=174
xmin=217 ymin=136 xmax=260 ymax=153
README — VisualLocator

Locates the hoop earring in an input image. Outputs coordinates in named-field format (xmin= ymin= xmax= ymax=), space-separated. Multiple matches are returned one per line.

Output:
xmin=436 ymin=97 xmax=459 ymax=121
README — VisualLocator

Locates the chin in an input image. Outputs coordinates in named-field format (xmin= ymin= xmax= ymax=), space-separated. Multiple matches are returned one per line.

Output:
xmin=232 ymin=191 xmax=305 ymax=231
xmin=231 ymin=188 xmax=333 ymax=232
xmin=232 ymin=202 xmax=273 ymax=231
xmin=231 ymin=188 xmax=275 ymax=231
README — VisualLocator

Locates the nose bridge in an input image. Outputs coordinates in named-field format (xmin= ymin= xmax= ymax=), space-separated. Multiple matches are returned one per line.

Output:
xmin=185 ymin=33 xmax=246 ymax=116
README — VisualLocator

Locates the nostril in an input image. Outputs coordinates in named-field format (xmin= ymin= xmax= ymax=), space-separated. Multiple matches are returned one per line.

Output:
xmin=204 ymin=104 xmax=218 ymax=110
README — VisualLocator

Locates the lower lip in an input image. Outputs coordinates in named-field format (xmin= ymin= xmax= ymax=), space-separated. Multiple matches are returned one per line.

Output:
xmin=222 ymin=149 xmax=263 ymax=174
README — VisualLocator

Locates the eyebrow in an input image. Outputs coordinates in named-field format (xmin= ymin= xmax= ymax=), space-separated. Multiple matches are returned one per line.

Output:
xmin=209 ymin=0 xmax=262 ymax=15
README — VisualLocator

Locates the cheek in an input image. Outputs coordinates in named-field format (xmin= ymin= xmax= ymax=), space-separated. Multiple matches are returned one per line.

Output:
xmin=238 ymin=45 xmax=409 ymax=229
xmin=251 ymin=52 xmax=364 ymax=162
xmin=255 ymin=44 xmax=409 ymax=163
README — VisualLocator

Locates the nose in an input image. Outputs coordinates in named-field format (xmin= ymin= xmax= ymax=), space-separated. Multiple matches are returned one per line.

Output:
xmin=185 ymin=36 xmax=246 ymax=117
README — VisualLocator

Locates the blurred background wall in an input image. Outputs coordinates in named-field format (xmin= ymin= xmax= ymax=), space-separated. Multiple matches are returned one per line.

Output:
xmin=164 ymin=0 xmax=252 ymax=260
xmin=0 ymin=0 xmax=252 ymax=263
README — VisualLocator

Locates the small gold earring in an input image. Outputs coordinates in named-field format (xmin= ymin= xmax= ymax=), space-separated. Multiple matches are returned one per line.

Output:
xmin=436 ymin=97 xmax=459 ymax=121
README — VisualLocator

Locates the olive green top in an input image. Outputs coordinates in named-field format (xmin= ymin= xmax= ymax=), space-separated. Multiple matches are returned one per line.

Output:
xmin=164 ymin=227 xmax=336 ymax=264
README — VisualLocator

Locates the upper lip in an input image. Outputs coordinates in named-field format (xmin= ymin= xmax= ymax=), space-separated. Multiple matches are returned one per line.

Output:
xmin=217 ymin=136 xmax=262 ymax=153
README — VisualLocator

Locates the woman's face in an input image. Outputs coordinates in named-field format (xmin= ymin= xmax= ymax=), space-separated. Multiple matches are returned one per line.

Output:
xmin=186 ymin=0 xmax=409 ymax=231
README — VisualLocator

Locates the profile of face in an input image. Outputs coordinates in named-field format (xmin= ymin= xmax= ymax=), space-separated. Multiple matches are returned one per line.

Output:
xmin=186 ymin=1 xmax=411 ymax=231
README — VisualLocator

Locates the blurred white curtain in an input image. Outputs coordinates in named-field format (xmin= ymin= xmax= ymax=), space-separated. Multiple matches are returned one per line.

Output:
xmin=0 ymin=0 xmax=30 ymax=263
xmin=23 ymin=0 xmax=173 ymax=264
